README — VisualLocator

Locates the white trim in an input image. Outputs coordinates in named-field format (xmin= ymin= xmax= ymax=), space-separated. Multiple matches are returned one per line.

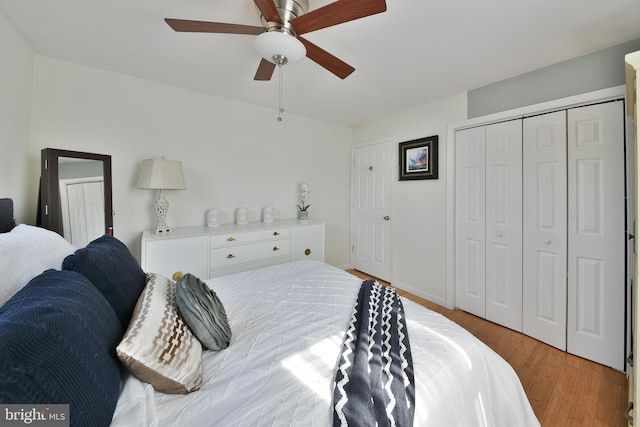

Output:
xmin=445 ymin=85 xmax=626 ymax=309
xmin=395 ymin=280 xmax=447 ymax=307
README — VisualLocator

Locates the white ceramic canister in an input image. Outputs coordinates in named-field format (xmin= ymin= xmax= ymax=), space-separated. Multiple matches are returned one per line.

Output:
xmin=262 ymin=206 xmax=274 ymax=223
xmin=235 ymin=207 xmax=248 ymax=225
xmin=206 ymin=209 xmax=221 ymax=227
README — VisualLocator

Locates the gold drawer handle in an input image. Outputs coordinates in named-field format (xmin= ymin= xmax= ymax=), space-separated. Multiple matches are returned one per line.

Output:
xmin=273 ymin=246 xmax=280 ymax=251
xmin=273 ymin=231 xmax=280 ymax=236
xmin=226 ymin=253 xmax=235 ymax=259
xmin=304 ymin=248 xmax=311 ymax=256
xmin=227 ymin=236 xmax=236 ymax=242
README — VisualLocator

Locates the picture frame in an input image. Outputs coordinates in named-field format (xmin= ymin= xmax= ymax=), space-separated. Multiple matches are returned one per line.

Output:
xmin=399 ymin=135 xmax=438 ymax=180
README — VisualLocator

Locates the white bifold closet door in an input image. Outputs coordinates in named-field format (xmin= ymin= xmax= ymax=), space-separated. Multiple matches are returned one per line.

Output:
xmin=455 ymin=120 xmax=523 ymax=331
xmin=566 ymin=101 xmax=625 ymax=371
xmin=522 ymin=101 xmax=625 ymax=370
xmin=63 ymin=180 xmax=105 ymax=247
xmin=457 ymin=100 xmax=625 ymax=370
xmin=455 ymin=126 xmax=486 ymax=318
xmin=522 ymin=110 xmax=568 ymax=350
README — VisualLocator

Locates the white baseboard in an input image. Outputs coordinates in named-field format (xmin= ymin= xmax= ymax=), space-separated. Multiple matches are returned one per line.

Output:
xmin=393 ymin=280 xmax=450 ymax=309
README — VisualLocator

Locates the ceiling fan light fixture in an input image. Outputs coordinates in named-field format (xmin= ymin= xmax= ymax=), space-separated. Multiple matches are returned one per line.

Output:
xmin=254 ymin=31 xmax=306 ymax=65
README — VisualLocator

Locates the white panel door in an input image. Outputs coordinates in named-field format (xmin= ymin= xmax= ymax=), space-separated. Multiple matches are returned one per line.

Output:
xmin=455 ymin=126 xmax=486 ymax=318
xmin=67 ymin=183 xmax=89 ymax=246
xmin=523 ymin=110 xmax=568 ymax=350
xmin=83 ymin=181 xmax=105 ymax=243
xmin=60 ymin=177 xmax=105 ymax=247
xmin=485 ymin=120 xmax=523 ymax=331
xmin=352 ymin=142 xmax=392 ymax=282
xmin=567 ymin=100 xmax=625 ymax=370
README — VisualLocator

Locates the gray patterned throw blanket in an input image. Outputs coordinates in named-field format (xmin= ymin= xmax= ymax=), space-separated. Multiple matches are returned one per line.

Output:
xmin=333 ymin=280 xmax=415 ymax=427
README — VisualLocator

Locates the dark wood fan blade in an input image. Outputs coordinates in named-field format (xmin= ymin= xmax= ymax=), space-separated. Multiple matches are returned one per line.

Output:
xmin=254 ymin=58 xmax=276 ymax=80
xmin=254 ymin=0 xmax=283 ymax=24
xmin=165 ymin=18 xmax=264 ymax=35
xmin=298 ymin=36 xmax=355 ymax=79
xmin=291 ymin=0 xmax=386 ymax=35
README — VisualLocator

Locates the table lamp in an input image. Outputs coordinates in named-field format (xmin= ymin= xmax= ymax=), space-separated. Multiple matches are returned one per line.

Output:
xmin=136 ymin=157 xmax=186 ymax=234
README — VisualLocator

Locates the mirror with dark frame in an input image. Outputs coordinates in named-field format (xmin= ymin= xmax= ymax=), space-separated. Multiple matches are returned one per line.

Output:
xmin=39 ymin=148 xmax=113 ymax=246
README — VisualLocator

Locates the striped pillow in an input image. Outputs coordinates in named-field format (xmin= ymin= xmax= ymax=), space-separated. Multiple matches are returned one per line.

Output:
xmin=116 ymin=272 xmax=202 ymax=394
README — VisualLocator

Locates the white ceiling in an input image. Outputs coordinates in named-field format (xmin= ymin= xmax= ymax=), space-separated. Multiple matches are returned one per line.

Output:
xmin=1 ymin=0 xmax=639 ymax=127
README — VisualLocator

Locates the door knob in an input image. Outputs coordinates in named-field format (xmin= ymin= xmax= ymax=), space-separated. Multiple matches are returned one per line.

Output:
xmin=383 ymin=216 xmax=390 ymax=221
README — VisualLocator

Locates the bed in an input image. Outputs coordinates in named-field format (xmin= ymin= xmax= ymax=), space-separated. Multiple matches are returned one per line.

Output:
xmin=0 ymin=199 xmax=539 ymax=426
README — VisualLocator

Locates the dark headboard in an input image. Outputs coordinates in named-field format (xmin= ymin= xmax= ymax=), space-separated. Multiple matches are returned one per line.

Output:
xmin=0 ymin=198 xmax=16 ymax=233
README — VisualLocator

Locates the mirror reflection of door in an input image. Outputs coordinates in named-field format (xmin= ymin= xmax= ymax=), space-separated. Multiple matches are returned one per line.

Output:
xmin=40 ymin=148 xmax=113 ymax=238
xmin=58 ymin=158 xmax=105 ymax=246
xmin=59 ymin=177 xmax=105 ymax=246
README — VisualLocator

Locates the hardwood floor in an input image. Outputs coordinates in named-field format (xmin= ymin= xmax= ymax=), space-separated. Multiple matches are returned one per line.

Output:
xmin=347 ymin=269 xmax=629 ymax=427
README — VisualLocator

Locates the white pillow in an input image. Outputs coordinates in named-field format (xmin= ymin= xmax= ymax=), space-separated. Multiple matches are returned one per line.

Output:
xmin=0 ymin=224 xmax=77 ymax=306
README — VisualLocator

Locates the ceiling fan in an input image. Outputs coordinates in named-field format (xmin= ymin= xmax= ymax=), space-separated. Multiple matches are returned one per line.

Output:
xmin=165 ymin=0 xmax=387 ymax=81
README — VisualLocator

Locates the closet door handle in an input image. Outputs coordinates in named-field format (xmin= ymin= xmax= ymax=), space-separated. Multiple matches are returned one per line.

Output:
xmin=496 ymin=232 xmax=503 ymax=237
xmin=544 ymin=239 xmax=551 ymax=245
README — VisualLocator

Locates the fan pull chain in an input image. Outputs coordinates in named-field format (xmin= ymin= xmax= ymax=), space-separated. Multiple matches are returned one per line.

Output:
xmin=277 ymin=62 xmax=284 ymax=122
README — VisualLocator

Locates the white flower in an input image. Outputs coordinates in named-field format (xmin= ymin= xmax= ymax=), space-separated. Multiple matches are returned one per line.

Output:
xmin=298 ymin=182 xmax=311 ymax=211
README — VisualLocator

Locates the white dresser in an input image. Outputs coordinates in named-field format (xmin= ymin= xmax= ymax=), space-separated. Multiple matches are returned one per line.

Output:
xmin=140 ymin=219 xmax=324 ymax=279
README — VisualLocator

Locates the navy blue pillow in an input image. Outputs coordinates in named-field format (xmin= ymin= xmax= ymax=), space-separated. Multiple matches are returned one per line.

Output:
xmin=63 ymin=234 xmax=146 ymax=327
xmin=0 ymin=269 xmax=123 ymax=427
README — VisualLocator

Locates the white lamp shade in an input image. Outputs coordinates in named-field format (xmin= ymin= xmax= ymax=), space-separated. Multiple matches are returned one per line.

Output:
xmin=136 ymin=158 xmax=186 ymax=190
xmin=254 ymin=31 xmax=307 ymax=64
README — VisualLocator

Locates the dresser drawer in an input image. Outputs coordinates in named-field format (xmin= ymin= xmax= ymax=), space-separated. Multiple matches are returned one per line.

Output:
xmin=210 ymin=239 xmax=290 ymax=268
xmin=210 ymin=228 xmax=290 ymax=247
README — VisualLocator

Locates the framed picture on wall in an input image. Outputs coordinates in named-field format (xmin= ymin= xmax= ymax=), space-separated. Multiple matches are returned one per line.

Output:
xmin=399 ymin=135 xmax=438 ymax=180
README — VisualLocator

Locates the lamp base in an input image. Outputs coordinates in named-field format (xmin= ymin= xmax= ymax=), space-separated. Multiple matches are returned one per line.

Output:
xmin=155 ymin=224 xmax=171 ymax=234
xmin=154 ymin=191 xmax=171 ymax=234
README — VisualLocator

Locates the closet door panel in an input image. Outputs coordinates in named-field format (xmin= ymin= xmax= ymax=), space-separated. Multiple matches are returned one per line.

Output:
xmin=455 ymin=126 xmax=486 ymax=317
xmin=523 ymin=111 xmax=568 ymax=350
xmin=567 ymin=101 xmax=625 ymax=370
xmin=485 ymin=120 xmax=523 ymax=331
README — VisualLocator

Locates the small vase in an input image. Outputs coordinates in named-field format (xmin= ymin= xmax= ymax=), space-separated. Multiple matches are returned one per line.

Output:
xmin=298 ymin=210 xmax=309 ymax=222
xmin=206 ymin=209 xmax=221 ymax=227
xmin=235 ymin=207 xmax=248 ymax=225
xmin=262 ymin=206 xmax=274 ymax=223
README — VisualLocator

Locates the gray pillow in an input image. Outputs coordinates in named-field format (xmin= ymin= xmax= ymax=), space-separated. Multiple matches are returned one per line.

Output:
xmin=176 ymin=273 xmax=231 ymax=351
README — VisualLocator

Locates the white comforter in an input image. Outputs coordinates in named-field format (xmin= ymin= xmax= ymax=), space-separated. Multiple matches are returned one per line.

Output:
xmin=111 ymin=260 xmax=539 ymax=426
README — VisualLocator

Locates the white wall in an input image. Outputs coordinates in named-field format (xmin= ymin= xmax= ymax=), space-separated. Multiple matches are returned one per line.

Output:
xmin=352 ymin=93 xmax=467 ymax=306
xmin=29 ymin=56 xmax=353 ymax=266
xmin=0 ymin=13 xmax=34 ymax=224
